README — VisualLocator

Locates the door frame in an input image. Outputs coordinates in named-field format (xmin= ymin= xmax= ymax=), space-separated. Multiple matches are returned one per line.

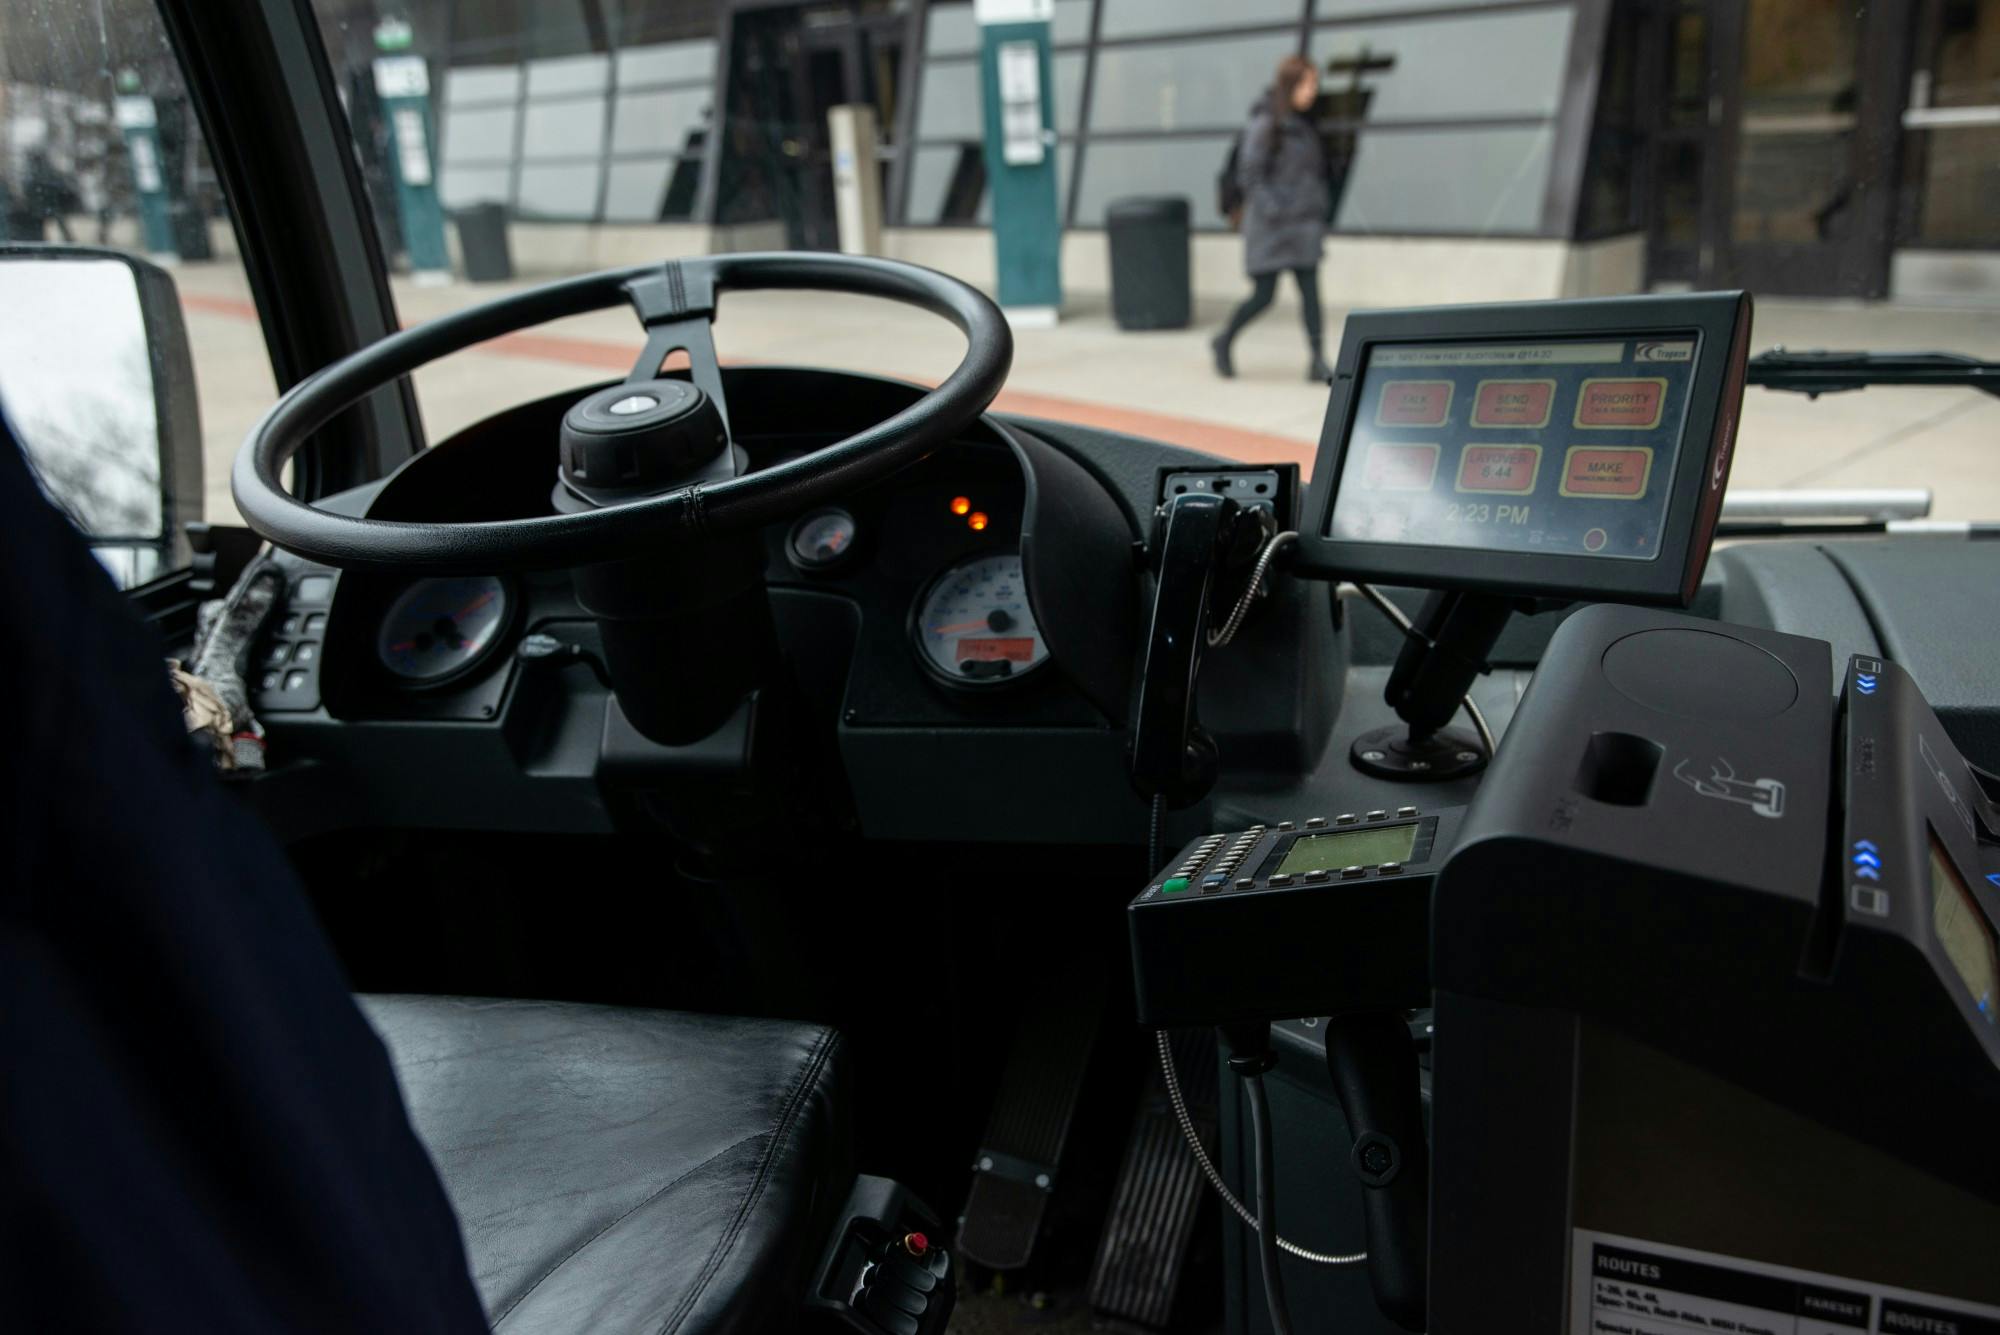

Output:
xmin=153 ymin=0 xmax=426 ymax=489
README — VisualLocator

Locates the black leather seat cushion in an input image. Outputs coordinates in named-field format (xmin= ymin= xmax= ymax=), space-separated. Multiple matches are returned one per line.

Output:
xmin=363 ymin=996 xmax=850 ymax=1334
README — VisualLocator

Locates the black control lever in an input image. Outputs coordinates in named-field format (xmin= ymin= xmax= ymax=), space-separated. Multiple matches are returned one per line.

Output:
xmin=1131 ymin=492 xmax=1255 ymax=807
xmin=1324 ymin=1012 xmax=1429 ymax=1331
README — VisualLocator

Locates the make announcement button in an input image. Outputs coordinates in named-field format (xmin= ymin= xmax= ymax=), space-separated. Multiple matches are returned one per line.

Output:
xmin=1561 ymin=446 xmax=1653 ymax=499
xmin=1472 ymin=379 xmax=1554 ymax=428
xmin=1575 ymin=377 xmax=1666 ymax=429
xmin=1456 ymin=445 xmax=1541 ymax=494
xmin=1376 ymin=380 xmax=1453 ymax=427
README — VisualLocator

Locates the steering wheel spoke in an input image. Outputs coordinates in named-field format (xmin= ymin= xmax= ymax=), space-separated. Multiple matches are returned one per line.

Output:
xmin=624 ymin=260 xmax=730 ymax=437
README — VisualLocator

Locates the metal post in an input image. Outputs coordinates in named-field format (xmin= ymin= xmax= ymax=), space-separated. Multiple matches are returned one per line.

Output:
xmin=372 ymin=19 xmax=451 ymax=284
xmin=113 ymin=77 xmax=178 ymax=260
xmin=977 ymin=0 xmax=1062 ymax=325
xmin=828 ymin=104 xmax=883 ymax=255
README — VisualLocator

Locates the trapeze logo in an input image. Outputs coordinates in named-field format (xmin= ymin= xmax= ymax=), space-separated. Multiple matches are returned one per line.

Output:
xmin=1634 ymin=341 xmax=1694 ymax=362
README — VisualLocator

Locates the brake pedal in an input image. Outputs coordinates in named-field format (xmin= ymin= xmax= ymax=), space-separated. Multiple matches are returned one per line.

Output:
xmin=955 ymin=971 xmax=1105 ymax=1271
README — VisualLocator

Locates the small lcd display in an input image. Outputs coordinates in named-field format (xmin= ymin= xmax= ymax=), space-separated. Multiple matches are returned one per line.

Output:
xmin=1327 ymin=336 xmax=1698 ymax=562
xmin=1929 ymin=832 xmax=1998 ymax=1023
xmin=1278 ymin=824 xmax=1419 ymax=875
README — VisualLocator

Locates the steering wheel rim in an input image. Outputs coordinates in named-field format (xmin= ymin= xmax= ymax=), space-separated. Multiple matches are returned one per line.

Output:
xmin=232 ymin=252 xmax=1013 ymax=572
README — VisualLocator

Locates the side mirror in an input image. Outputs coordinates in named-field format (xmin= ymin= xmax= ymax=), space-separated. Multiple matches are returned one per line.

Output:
xmin=0 ymin=244 xmax=204 ymax=587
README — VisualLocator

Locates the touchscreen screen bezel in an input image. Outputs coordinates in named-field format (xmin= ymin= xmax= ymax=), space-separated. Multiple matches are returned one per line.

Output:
xmin=1293 ymin=292 xmax=1752 ymax=605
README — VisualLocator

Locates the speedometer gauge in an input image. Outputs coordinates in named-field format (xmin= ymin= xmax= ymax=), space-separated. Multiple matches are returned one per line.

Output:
xmin=912 ymin=551 xmax=1048 ymax=686
xmin=376 ymin=575 xmax=512 ymax=687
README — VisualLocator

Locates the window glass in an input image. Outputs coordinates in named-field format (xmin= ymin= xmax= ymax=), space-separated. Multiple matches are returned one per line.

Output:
xmin=912 ymin=50 xmax=1083 ymax=145
xmin=1099 ymin=0 xmax=1302 ymax=40
xmin=907 ymin=141 xmax=1071 ymax=225
xmin=1904 ymin=0 xmax=2000 ymax=245
xmin=928 ymin=0 xmax=1092 ymax=55
xmin=1335 ymin=125 xmax=1553 ymax=234
xmin=925 ymin=3 xmax=982 ymax=57
xmin=915 ymin=56 xmax=983 ymax=142
xmin=1308 ymin=9 xmax=1574 ymax=122
xmin=0 ymin=0 xmax=279 ymax=583
xmin=1090 ymin=31 xmax=1296 ymax=133
xmin=1071 ymin=134 xmax=1235 ymax=228
xmin=614 ymin=39 xmax=718 ymax=87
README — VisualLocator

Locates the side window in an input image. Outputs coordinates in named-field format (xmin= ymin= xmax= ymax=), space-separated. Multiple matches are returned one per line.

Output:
xmin=0 ymin=2 xmax=278 ymax=586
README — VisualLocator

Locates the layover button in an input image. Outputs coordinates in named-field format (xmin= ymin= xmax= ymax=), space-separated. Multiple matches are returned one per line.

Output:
xmin=1561 ymin=446 xmax=1653 ymax=499
xmin=1456 ymin=444 xmax=1541 ymax=495
xmin=1574 ymin=377 xmax=1665 ymax=429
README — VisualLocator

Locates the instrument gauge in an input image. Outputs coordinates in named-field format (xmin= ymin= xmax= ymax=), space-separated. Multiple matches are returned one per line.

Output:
xmin=912 ymin=551 xmax=1049 ymax=687
xmin=376 ymin=575 xmax=512 ymax=687
xmin=788 ymin=508 xmax=858 ymax=571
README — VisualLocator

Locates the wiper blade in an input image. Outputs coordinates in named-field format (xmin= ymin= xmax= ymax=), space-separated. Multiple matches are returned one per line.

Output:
xmin=1747 ymin=349 xmax=2000 ymax=399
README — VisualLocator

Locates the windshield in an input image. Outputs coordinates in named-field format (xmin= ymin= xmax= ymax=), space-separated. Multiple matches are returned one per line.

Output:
xmin=5 ymin=0 xmax=1997 ymax=545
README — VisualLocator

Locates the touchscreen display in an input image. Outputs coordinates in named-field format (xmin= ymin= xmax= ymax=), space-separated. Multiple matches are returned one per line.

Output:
xmin=1326 ymin=336 xmax=1699 ymax=561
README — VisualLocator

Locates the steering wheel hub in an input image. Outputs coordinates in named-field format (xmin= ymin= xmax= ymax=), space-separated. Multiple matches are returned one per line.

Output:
xmin=557 ymin=378 xmax=732 ymax=509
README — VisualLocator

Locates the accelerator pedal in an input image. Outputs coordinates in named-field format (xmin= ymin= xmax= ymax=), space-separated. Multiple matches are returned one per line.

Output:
xmin=1085 ymin=1029 xmax=1219 ymax=1327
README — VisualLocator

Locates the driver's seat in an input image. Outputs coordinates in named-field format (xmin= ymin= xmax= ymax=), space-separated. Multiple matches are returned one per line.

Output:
xmin=0 ymin=415 xmax=849 ymax=1332
xmin=366 ymin=996 xmax=849 ymax=1333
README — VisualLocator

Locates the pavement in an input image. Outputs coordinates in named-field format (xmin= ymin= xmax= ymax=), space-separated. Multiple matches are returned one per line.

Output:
xmin=169 ymin=259 xmax=2000 ymax=530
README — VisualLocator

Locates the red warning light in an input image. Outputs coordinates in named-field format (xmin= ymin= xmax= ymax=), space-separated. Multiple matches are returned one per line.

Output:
xmin=949 ymin=495 xmax=971 ymax=516
xmin=968 ymin=511 xmax=990 ymax=532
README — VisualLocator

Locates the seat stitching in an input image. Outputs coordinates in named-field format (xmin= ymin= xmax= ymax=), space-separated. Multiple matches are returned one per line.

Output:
xmin=657 ymin=1027 xmax=841 ymax=1335
xmin=489 ymin=1130 xmax=764 ymax=1330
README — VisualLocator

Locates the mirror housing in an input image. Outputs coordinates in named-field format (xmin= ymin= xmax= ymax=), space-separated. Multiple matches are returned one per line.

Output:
xmin=0 ymin=243 xmax=204 ymax=586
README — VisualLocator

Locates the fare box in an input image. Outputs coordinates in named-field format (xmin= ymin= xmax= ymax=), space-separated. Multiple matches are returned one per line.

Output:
xmin=1456 ymin=444 xmax=1541 ymax=495
xmin=1561 ymin=446 xmax=1652 ymax=500
xmin=1363 ymin=442 xmax=1440 ymax=491
xmin=1376 ymin=380 xmax=1453 ymax=427
xmin=1574 ymin=377 xmax=1667 ymax=429
xmin=1471 ymin=379 xmax=1555 ymax=429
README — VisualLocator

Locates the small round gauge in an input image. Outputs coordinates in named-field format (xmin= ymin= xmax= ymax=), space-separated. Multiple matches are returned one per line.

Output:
xmin=913 ymin=551 xmax=1049 ymax=686
xmin=376 ymin=575 xmax=512 ymax=687
xmin=788 ymin=508 xmax=857 ymax=570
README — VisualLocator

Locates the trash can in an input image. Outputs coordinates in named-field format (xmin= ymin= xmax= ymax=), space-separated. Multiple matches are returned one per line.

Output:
xmin=169 ymin=202 xmax=213 ymax=261
xmin=455 ymin=203 xmax=513 ymax=283
xmin=1106 ymin=195 xmax=1192 ymax=332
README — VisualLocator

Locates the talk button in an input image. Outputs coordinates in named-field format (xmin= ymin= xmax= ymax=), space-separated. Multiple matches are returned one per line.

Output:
xmin=1376 ymin=379 xmax=1453 ymax=427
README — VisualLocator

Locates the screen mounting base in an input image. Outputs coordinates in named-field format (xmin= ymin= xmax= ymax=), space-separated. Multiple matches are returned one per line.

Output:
xmin=1353 ymin=589 xmax=1522 ymax=782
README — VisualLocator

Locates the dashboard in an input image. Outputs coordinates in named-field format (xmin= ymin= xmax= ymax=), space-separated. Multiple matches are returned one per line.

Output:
xmin=243 ymin=368 xmax=1261 ymax=845
xmin=238 ymin=362 xmax=2000 ymax=853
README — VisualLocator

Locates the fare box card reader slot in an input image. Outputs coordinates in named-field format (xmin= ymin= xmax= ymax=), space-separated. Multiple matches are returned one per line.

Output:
xmin=1128 ymin=805 xmax=1465 ymax=1026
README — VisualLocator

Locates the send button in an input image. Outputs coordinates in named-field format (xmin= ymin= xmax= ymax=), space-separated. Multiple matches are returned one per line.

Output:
xmin=1560 ymin=446 xmax=1653 ymax=499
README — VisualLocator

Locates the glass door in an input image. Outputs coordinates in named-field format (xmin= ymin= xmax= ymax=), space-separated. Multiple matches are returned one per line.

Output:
xmin=1719 ymin=0 xmax=1904 ymax=295
xmin=1900 ymin=0 xmax=2000 ymax=249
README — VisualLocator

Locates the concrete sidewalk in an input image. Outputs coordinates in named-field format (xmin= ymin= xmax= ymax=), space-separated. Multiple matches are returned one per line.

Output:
xmin=171 ymin=260 xmax=2000 ymax=529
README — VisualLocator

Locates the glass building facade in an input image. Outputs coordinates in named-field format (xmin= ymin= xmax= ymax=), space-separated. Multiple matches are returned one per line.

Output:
xmin=294 ymin=0 xmax=2000 ymax=299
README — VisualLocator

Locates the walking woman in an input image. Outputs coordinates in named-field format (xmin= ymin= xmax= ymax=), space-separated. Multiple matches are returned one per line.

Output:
xmin=1212 ymin=54 xmax=1332 ymax=383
